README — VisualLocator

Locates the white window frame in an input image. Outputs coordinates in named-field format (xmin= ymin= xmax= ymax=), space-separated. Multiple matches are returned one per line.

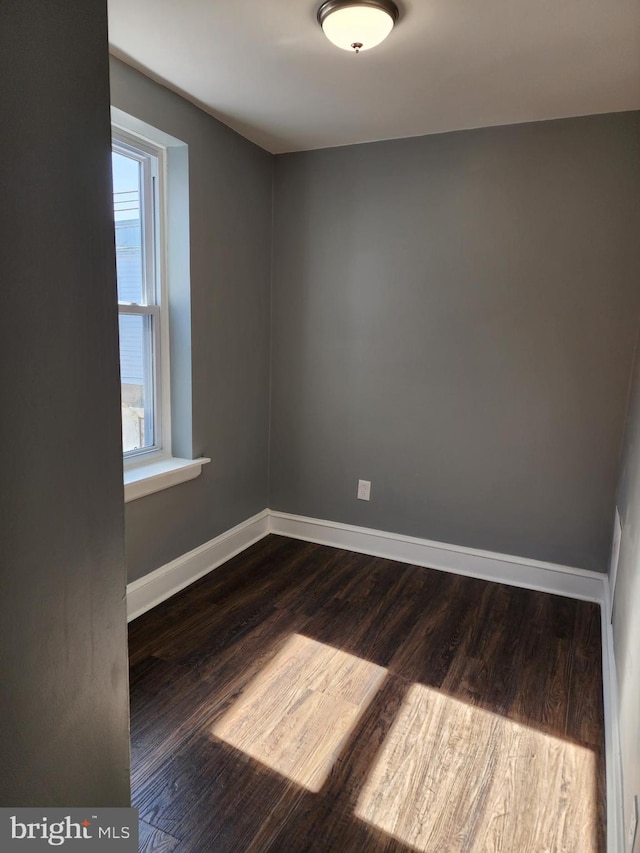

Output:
xmin=111 ymin=112 xmax=209 ymax=502
xmin=112 ymin=126 xmax=172 ymax=466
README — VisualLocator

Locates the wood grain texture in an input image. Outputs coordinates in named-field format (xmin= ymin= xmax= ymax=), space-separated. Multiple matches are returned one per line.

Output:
xmin=212 ymin=633 xmax=387 ymax=792
xmin=139 ymin=820 xmax=180 ymax=853
xmin=129 ymin=535 xmax=605 ymax=852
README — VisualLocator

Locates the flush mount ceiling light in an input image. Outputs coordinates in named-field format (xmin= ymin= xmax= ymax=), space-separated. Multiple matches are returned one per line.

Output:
xmin=317 ymin=0 xmax=399 ymax=54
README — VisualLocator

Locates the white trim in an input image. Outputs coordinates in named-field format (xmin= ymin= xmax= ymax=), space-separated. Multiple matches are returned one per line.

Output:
xmin=124 ymin=455 xmax=210 ymax=503
xmin=602 ymin=575 xmax=625 ymax=853
xmin=268 ymin=511 xmax=605 ymax=602
xmin=126 ymin=508 xmax=621 ymax=851
xmin=609 ymin=507 xmax=622 ymax=617
xmin=126 ymin=509 xmax=269 ymax=621
xmin=113 ymin=126 xmax=167 ymax=458
xmin=111 ymin=107 xmax=186 ymax=150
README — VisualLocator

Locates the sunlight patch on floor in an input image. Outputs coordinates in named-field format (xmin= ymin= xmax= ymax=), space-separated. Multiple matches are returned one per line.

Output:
xmin=211 ymin=633 xmax=387 ymax=792
xmin=355 ymin=683 xmax=599 ymax=853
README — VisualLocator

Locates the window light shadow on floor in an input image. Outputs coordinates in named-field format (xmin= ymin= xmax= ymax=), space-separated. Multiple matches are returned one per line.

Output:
xmin=211 ymin=636 xmax=600 ymax=852
xmin=354 ymin=682 xmax=599 ymax=852
xmin=132 ymin=539 xmax=605 ymax=851
xmin=211 ymin=633 xmax=388 ymax=792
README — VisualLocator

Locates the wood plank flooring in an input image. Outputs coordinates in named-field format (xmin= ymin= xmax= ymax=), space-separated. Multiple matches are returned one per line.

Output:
xmin=129 ymin=535 xmax=606 ymax=852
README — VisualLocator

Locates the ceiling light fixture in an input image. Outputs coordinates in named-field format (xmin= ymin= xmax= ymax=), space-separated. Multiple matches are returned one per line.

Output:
xmin=317 ymin=0 xmax=399 ymax=54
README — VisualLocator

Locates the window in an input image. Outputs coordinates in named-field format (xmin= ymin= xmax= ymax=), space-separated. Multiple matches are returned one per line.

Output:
xmin=111 ymin=113 xmax=208 ymax=501
xmin=112 ymin=130 xmax=166 ymax=458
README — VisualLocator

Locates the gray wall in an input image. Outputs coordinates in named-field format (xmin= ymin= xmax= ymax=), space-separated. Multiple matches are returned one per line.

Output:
xmin=613 ymin=326 xmax=640 ymax=839
xmin=270 ymin=112 xmax=640 ymax=572
xmin=0 ymin=2 xmax=130 ymax=805
xmin=109 ymin=59 xmax=273 ymax=583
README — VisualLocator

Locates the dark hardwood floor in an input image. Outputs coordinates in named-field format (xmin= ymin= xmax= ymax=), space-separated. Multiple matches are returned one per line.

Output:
xmin=129 ymin=535 xmax=606 ymax=852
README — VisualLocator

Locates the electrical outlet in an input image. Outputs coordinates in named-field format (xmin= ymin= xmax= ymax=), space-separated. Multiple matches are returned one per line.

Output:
xmin=628 ymin=794 xmax=639 ymax=853
xmin=357 ymin=479 xmax=371 ymax=501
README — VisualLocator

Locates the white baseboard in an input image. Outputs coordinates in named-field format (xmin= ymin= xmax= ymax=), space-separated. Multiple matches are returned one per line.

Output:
xmin=126 ymin=507 xmax=621 ymax=851
xmin=268 ymin=511 xmax=606 ymax=603
xmin=602 ymin=577 xmax=625 ymax=853
xmin=126 ymin=509 xmax=269 ymax=621
xmin=127 ymin=507 xmax=607 ymax=622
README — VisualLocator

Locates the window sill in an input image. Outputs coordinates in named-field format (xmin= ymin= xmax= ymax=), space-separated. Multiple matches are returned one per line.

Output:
xmin=124 ymin=456 xmax=210 ymax=503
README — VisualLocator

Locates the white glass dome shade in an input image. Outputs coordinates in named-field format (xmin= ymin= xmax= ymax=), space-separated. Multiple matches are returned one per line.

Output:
xmin=317 ymin=0 xmax=399 ymax=53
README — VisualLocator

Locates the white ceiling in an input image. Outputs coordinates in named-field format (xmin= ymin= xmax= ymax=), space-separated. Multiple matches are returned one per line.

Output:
xmin=108 ymin=0 xmax=640 ymax=154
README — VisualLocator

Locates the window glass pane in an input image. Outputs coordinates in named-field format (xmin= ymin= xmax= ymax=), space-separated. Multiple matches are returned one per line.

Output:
xmin=112 ymin=150 xmax=143 ymax=305
xmin=119 ymin=313 xmax=154 ymax=453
